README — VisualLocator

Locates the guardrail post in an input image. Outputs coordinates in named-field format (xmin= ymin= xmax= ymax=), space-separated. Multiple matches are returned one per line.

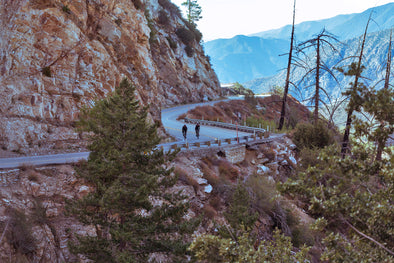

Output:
xmin=225 ymin=138 xmax=231 ymax=144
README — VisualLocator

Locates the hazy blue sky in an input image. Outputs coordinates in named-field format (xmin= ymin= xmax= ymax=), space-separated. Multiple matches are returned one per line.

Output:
xmin=172 ymin=0 xmax=394 ymax=41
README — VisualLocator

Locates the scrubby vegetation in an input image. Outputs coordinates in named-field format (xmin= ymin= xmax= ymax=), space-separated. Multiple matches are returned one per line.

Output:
xmin=179 ymin=94 xmax=310 ymax=131
xmin=41 ymin=66 xmax=51 ymax=77
xmin=222 ymin=82 xmax=254 ymax=96
xmin=176 ymin=27 xmax=195 ymax=45
xmin=158 ymin=0 xmax=182 ymax=17
xmin=278 ymin=143 xmax=393 ymax=262
xmin=292 ymin=121 xmax=336 ymax=149
xmin=3 ymin=208 xmax=37 ymax=261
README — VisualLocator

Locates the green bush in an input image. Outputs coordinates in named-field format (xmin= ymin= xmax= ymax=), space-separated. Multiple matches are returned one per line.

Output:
xmin=297 ymin=147 xmax=323 ymax=169
xmin=246 ymin=117 xmax=278 ymax=132
xmin=62 ymin=5 xmax=71 ymax=14
xmin=224 ymin=184 xmax=258 ymax=231
xmin=41 ymin=66 xmax=51 ymax=77
xmin=184 ymin=20 xmax=203 ymax=43
xmin=176 ymin=27 xmax=195 ymax=45
xmin=292 ymin=121 xmax=335 ymax=150
xmin=185 ymin=45 xmax=194 ymax=57
xmin=158 ymin=0 xmax=182 ymax=17
xmin=6 ymin=209 xmax=36 ymax=256
xmin=158 ymin=10 xmax=169 ymax=25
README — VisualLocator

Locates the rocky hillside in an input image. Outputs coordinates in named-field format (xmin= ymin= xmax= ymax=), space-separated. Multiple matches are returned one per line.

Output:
xmin=0 ymin=0 xmax=221 ymax=154
xmin=0 ymin=136 xmax=303 ymax=262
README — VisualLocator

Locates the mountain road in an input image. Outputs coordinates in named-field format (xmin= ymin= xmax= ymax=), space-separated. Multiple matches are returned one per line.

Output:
xmin=0 ymin=99 xmax=262 ymax=169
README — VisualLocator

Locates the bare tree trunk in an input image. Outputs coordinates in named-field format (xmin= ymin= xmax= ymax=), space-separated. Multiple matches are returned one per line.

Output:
xmin=314 ymin=39 xmax=321 ymax=124
xmin=278 ymin=0 xmax=296 ymax=130
xmin=341 ymin=16 xmax=371 ymax=157
xmin=376 ymin=30 xmax=392 ymax=161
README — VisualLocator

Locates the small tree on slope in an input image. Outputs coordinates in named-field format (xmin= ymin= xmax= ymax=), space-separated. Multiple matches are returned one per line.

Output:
xmin=68 ymin=78 xmax=198 ymax=262
xmin=182 ymin=0 xmax=202 ymax=25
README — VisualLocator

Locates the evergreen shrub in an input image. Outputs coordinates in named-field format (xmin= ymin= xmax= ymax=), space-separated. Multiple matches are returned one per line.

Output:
xmin=62 ymin=5 xmax=71 ymax=14
xmin=292 ymin=121 xmax=335 ymax=150
xmin=185 ymin=45 xmax=194 ymax=57
xmin=41 ymin=66 xmax=51 ymax=77
xmin=158 ymin=0 xmax=182 ymax=17
xmin=6 ymin=209 xmax=36 ymax=256
xmin=184 ymin=20 xmax=203 ymax=42
xmin=176 ymin=27 xmax=195 ymax=45
xmin=158 ymin=10 xmax=169 ymax=25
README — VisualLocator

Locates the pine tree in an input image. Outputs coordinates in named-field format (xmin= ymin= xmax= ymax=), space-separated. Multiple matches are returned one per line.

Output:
xmin=68 ymin=78 xmax=198 ymax=262
xmin=224 ymin=184 xmax=258 ymax=232
xmin=356 ymin=30 xmax=393 ymax=161
xmin=340 ymin=14 xmax=371 ymax=157
xmin=182 ymin=0 xmax=202 ymax=24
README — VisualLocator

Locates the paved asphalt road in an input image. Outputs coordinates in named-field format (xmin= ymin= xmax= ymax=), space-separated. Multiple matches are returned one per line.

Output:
xmin=161 ymin=100 xmax=252 ymax=143
xmin=0 ymin=98 xmax=254 ymax=169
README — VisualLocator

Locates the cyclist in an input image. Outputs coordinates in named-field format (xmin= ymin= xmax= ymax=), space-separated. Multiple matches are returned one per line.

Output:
xmin=182 ymin=124 xmax=187 ymax=140
xmin=195 ymin=123 xmax=200 ymax=139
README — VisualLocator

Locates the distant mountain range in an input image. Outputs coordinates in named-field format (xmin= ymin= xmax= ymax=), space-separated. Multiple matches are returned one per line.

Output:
xmin=204 ymin=2 xmax=394 ymax=88
xmin=244 ymin=29 xmax=393 ymax=102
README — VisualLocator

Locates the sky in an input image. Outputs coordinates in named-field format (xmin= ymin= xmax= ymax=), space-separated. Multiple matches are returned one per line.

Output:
xmin=171 ymin=0 xmax=394 ymax=41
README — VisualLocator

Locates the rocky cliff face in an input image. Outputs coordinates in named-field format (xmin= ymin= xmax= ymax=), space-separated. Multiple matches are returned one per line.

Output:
xmin=0 ymin=0 xmax=221 ymax=153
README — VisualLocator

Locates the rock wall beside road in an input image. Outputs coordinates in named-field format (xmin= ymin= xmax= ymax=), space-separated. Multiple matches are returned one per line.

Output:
xmin=0 ymin=0 xmax=221 ymax=153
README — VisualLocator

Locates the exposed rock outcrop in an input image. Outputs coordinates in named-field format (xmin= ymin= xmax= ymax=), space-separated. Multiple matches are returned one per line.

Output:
xmin=0 ymin=0 xmax=221 ymax=153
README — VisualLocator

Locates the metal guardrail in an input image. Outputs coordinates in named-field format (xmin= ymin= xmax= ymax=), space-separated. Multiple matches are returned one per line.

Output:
xmin=159 ymin=132 xmax=271 ymax=152
xmin=184 ymin=118 xmax=267 ymax=134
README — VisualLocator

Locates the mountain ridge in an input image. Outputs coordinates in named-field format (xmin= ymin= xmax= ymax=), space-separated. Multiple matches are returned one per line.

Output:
xmin=244 ymin=28 xmax=393 ymax=103
xmin=205 ymin=2 xmax=394 ymax=84
xmin=250 ymin=2 xmax=394 ymax=41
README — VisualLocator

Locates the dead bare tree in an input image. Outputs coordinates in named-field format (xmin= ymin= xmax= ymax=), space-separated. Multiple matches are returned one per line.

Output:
xmin=278 ymin=0 xmax=296 ymax=131
xmin=296 ymin=29 xmax=341 ymax=124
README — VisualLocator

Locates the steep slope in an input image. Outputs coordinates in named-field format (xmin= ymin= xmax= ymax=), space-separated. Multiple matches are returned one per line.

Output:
xmin=0 ymin=0 xmax=221 ymax=154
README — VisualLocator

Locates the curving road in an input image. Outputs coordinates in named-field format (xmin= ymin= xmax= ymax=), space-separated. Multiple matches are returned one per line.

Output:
xmin=0 ymin=99 xmax=255 ymax=169
xmin=161 ymin=100 xmax=252 ymax=144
